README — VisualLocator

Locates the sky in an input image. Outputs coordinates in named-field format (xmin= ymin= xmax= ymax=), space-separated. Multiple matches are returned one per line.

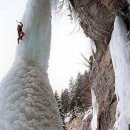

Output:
xmin=0 ymin=0 xmax=28 ymax=79
xmin=0 ymin=0 xmax=91 ymax=93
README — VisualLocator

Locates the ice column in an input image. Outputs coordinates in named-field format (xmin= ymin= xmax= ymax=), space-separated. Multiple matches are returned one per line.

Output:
xmin=0 ymin=0 xmax=63 ymax=130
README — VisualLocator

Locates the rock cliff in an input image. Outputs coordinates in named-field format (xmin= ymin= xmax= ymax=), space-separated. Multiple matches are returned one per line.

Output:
xmin=68 ymin=0 xmax=130 ymax=129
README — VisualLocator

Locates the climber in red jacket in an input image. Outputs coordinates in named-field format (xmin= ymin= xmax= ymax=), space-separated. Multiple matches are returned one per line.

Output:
xmin=17 ymin=21 xmax=25 ymax=43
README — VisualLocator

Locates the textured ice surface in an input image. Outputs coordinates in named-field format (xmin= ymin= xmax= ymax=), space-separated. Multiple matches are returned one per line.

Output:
xmin=16 ymin=0 xmax=51 ymax=72
xmin=0 ymin=0 xmax=63 ymax=129
xmin=110 ymin=16 xmax=130 ymax=130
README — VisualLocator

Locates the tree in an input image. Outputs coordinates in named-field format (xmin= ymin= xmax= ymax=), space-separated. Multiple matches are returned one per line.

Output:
xmin=69 ymin=72 xmax=92 ymax=113
xmin=61 ymin=88 xmax=70 ymax=114
xmin=68 ymin=77 xmax=76 ymax=112
xmin=75 ymin=73 xmax=84 ymax=108
xmin=82 ymin=71 xmax=92 ymax=108
xmin=54 ymin=91 xmax=66 ymax=130
xmin=59 ymin=71 xmax=92 ymax=121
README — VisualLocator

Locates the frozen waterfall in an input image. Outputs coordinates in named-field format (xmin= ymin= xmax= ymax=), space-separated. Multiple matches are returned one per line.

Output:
xmin=0 ymin=0 xmax=63 ymax=130
xmin=110 ymin=16 xmax=130 ymax=130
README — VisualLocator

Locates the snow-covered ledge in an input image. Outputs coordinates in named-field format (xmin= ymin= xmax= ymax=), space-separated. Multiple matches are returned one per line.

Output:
xmin=0 ymin=0 xmax=63 ymax=130
xmin=110 ymin=16 xmax=130 ymax=130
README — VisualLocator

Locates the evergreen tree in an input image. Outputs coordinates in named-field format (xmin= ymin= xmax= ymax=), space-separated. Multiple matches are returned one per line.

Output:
xmin=75 ymin=73 xmax=84 ymax=108
xmin=82 ymin=71 xmax=92 ymax=108
xmin=68 ymin=72 xmax=91 ymax=113
xmin=69 ymin=77 xmax=76 ymax=112
xmin=58 ymin=71 xmax=92 ymax=122
xmin=61 ymin=88 xmax=70 ymax=114
xmin=54 ymin=91 xmax=66 ymax=130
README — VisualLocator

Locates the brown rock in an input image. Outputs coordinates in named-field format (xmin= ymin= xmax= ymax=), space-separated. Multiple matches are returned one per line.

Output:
xmin=90 ymin=49 xmax=116 ymax=130
xmin=70 ymin=0 xmax=129 ymax=52
xmin=68 ymin=0 xmax=130 ymax=129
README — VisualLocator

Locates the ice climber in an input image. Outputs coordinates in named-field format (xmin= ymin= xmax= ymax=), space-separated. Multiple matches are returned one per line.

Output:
xmin=17 ymin=21 xmax=25 ymax=43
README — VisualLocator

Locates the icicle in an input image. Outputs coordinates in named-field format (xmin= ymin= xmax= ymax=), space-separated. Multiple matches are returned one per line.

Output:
xmin=110 ymin=16 xmax=130 ymax=130
xmin=91 ymin=89 xmax=98 ymax=130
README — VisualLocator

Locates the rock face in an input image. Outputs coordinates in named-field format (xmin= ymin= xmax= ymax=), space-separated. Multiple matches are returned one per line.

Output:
xmin=90 ymin=49 xmax=116 ymax=130
xmin=66 ymin=112 xmax=92 ymax=130
xmin=69 ymin=0 xmax=130 ymax=129
xmin=66 ymin=118 xmax=82 ymax=130
xmin=70 ymin=0 xmax=129 ymax=52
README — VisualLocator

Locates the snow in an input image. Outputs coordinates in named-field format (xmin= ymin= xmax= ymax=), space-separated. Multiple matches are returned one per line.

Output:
xmin=0 ymin=0 xmax=63 ymax=130
xmin=78 ymin=108 xmax=92 ymax=130
xmin=65 ymin=116 xmax=71 ymax=123
xmin=91 ymin=89 xmax=98 ymax=130
xmin=90 ymin=40 xmax=96 ymax=54
xmin=83 ymin=108 xmax=92 ymax=121
xmin=110 ymin=16 xmax=130 ymax=130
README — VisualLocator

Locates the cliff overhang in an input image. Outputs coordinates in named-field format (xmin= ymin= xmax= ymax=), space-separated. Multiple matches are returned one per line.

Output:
xmin=69 ymin=0 xmax=130 ymax=53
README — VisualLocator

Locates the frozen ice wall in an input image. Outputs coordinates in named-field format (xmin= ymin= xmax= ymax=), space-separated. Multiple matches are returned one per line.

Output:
xmin=110 ymin=16 xmax=130 ymax=130
xmin=16 ymin=0 xmax=51 ymax=71
xmin=0 ymin=0 xmax=63 ymax=130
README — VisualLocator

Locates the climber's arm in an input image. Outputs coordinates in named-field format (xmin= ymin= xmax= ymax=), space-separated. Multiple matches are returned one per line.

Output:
xmin=19 ymin=22 xmax=23 ymax=27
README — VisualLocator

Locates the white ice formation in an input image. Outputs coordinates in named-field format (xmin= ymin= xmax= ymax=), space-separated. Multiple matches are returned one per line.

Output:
xmin=110 ymin=16 xmax=130 ymax=130
xmin=0 ymin=0 xmax=63 ymax=130
xmin=91 ymin=89 xmax=98 ymax=130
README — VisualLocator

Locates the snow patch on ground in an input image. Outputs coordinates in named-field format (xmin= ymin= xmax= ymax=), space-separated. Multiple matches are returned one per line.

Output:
xmin=83 ymin=108 xmax=92 ymax=121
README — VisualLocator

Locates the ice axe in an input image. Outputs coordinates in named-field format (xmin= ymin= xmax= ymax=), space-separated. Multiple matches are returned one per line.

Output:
xmin=16 ymin=20 xmax=21 ymax=23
